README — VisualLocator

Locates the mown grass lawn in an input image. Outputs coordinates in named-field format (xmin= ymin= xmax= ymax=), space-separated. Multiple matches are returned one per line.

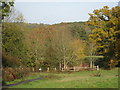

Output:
xmin=6 ymin=68 xmax=119 ymax=88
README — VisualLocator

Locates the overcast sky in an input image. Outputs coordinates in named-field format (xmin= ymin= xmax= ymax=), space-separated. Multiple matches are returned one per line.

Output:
xmin=14 ymin=1 xmax=119 ymax=24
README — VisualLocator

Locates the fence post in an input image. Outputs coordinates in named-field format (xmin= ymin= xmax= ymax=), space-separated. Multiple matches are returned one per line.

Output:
xmin=55 ymin=67 xmax=56 ymax=71
xmin=74 ymin=67 xmax=75 ymax=71
xmin=47 ymin=67 xmax=49 ymax=72
xmin=97 ymin=65 xmax=99 ymax=70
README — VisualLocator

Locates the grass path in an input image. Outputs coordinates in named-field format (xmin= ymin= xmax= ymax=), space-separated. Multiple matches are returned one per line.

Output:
xmin=6 ymin=68 xmax=119 ymax=88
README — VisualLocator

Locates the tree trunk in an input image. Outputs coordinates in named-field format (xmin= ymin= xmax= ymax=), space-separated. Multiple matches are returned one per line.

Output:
xmin=63 ymin=58 xmax=66 ymax=70
xmin=90 ymin=60 xmax=93 ymax=68
xmin=59 ymin=61 xmax=61 ymax=71
xmin=32 ymin=67 xmax=34 ymax=72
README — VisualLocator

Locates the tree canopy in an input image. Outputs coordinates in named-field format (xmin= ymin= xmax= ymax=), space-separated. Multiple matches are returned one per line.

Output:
xmin=0 ymin=1 xmax=14 ymax=21
xmin=87 ymin=6 xmax=120 ymax=69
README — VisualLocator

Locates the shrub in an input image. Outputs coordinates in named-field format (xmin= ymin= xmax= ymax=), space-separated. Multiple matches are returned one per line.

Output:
xmin=3 ymin=67 xmax=30 ymax=81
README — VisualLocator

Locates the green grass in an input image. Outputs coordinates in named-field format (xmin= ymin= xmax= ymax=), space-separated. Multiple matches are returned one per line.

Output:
xmin=6 ymin=68 xmax=119 ymax=88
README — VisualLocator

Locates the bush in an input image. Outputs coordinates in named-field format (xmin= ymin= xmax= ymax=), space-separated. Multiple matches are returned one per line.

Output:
xmin=3 ymin=67 xmax=30 ymax=81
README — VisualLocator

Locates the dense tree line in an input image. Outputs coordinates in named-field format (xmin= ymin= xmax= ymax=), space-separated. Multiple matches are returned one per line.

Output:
xmin=2 ymin=6 xmax=120 ymax=70
xmin=24 ymin=24 xmax=87 ymax=71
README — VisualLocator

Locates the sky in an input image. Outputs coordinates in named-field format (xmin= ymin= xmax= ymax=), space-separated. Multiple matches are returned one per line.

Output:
xmin=14 ymin=1 xmax=119 ymax=24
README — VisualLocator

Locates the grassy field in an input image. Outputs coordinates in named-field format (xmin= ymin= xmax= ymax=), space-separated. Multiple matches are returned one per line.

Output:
xmin=6 ymin=68 xmax=119 ymax=88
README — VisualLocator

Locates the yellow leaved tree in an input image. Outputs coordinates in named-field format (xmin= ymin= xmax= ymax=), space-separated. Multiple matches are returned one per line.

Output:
xmin=87 ymin=6 xmax=120 ymax=69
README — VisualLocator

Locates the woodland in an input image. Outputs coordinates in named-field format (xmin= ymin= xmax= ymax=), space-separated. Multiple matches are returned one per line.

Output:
xmin=1 ymin=1 xmax=120 ymax=85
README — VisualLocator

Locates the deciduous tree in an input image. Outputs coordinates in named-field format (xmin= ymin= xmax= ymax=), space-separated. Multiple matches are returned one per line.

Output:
xmin=87 ymin=6 xmax=120 ymax=69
